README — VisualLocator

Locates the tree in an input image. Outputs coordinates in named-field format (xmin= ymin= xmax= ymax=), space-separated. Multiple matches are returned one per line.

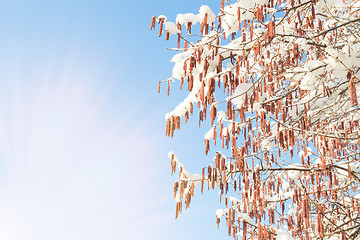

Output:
xmin=151 ymin=0 xmax=360 ymax=239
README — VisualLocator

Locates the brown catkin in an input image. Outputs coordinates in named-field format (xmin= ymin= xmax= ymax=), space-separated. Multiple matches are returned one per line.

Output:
xmin=174 ymin=182 xmax=179 ymax=198
xmin=177 ymin=33 xmax=181 ymax=49
xmin=167 ymin=81 xmax=170 ymax=96
xmin=150 ymin=16 xmax=156 ymax=30
xmin=237 ymin=7 xmax=241 ymax=30
xmin=159 ymin=18 xmax=164 ymax=37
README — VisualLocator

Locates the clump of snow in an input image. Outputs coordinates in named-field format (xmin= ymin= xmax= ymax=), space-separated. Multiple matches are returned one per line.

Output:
xmin=165 ymin=21 xmax=181 ymax=34
xmin=229 ymin=83 xmax=253 ymax=108
xmin=276 ymin=229 xmax=295 ymax=240
xmin=239 ymin=213 xmax=253 ymax=224
xmin=299 ymin=147 xmax=315 ymax=158
xmin=236 ymin=231 xmax=244 ymax=237
xmin=286 ymin=164 xmax=304 ymax=181
xmin=228 ymin=196 xmax=241 ymax=203
xmin=157 ymin=15 xmax=167 ymax=21
xmin=216 ymin=208 xmax=229 ymax=218
xmin=176 ymin=13 xmax=199 ymax=25
xmin=175 ymin=5 xmax=215 ymax=27
xmin=165 ymin=83 xmax=200 ymax=119
xmin=204 ymin=127 xmax=214 ymax=140
xmin=199 ymin=5 xmax=216 ymax=24
xmin=170 ymin=50 xmax=192 ymax=64
xmin=172 ymin=60 xmax=186 ymax=79
xmin=299 ymin=75 xmax=317 ymax=90
xmin=261 ymin=139 xmax=276 ymax=152
xmin=168 ymin=151 xmax=200 ymax=180
xmin=326 ymin=234 xmax=341 ymax=240
xmin=335 ymin=161 xmax=359 ymax=180
xmin=221 ymin=5 xmax=240 ymax=37
xmin=165 ymin=98 xmax=190 ymax=119
xmin=234 ymin=0 xmax=256 ymax=11
xmin=282 ymin=180 xmax=290 ymax=190
xmin=174 ymin=193 xmax=181 ymax=202
xmin=216 ymin=111 xmax=226 ymax=122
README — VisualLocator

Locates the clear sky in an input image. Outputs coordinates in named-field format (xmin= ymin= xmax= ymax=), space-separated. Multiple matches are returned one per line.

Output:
xmin=0 ymin=0 xmax=232 ymax=239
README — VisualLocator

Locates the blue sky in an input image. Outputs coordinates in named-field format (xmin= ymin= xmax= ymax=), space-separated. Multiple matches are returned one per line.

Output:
xmin=0 ymin=0 xmax=231 ymax=239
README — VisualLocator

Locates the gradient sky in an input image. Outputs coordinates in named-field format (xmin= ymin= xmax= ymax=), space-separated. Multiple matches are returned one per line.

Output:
xmin=0 ymin=0 xmax=231 ymax=239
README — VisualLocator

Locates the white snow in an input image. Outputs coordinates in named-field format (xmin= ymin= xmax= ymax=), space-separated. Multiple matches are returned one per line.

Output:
xmin=176 ymin=13 xmax=199 ymax=25
xmin=276 ymin=229 xmax=295 ymax=240
xmin=165 ymin=21 xmax=180 ymax=34
xmin=216 ymin=208 xmax=229 ymax=218
xmin=204 ymin=127 xmax=214 ymax=140
xmin=229 ymin=83 xmax=253 ymax=109
xmin=199 ymin=5 xmax=216 ymax=24
xmin=286 ymin=164 xmax=304 ymax=181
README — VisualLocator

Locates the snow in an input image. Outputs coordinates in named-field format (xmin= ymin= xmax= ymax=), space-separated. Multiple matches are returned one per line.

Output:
xmin=318 ymin=0 xmax=346 ymax=9
xmin=239 ymin=213 xmax=253 ymax=224
xmin=216 ymin=111 xmax=226 ymax=122
xmin=172 ymin=60 xmax=186 ymax=79
xmin=221 ymin=6 xmax=239 ymax=37
xmin=236 ymin=231 xmax=244 ymax=237
xmin=204 ymin=127 xmax=214 ymax=140
xmin=176 ymin=13 xmax=199 ymax=25
xmin=199 ymin=5 xmax=215 ymax=24
xmin=286 ymin=164 xmax=304 ymax=181
xmin=216 ymin=208 xmax=229 ymax=218
xmin=229 ymin=83 xmax=253 ymax=109
xmin=299 ymin=148 xmax=314 ymax=158
xmin=165 ymin=21 xmax=180 ymax=34
xmin=157 ymin=15 xmax=167 ymax=21
xmin=228 ymin=197 xmax=241 ymax=203
xmin=165 ymin=99 xmax=190 ymax=119
xmin=276 ymin=229 xmax=295 ymax=240
xmin=260 ymin=139 xmax=276 ymax=151
xmin=170 ymin=50 xmax=192 ymax=64
xmin=233 ymin=0 xmax=255 ymax=10
xmin=327 ymin=235 xmax=341 ymax=240
xmin=335 ymin=161 xmax=359 ymax=180
xmin=168 ymin=151 xmax=201 ymax=180
xmin=175 ymin=5 xmax=215 ymax=27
